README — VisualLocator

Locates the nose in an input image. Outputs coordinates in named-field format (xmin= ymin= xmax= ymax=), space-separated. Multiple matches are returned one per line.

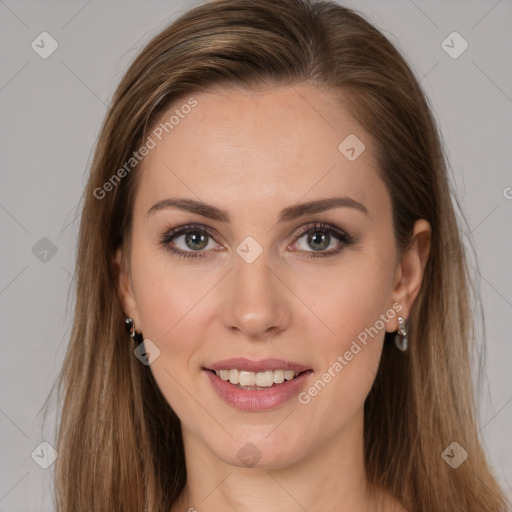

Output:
xmin=220 ymin=250 xmax=292 ymax=341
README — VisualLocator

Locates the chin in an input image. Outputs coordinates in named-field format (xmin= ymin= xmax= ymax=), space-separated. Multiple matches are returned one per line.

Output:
xmin=210 ymin=429 xmax=308 ymax=470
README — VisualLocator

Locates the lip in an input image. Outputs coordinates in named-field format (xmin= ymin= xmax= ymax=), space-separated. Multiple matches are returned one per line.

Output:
xmin=206 ymin=357 xmax=311 ymax=373
xmin=203 ymin=362 xmax=313 ymax=411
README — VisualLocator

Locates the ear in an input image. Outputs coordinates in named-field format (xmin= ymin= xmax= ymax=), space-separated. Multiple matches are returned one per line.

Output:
xmin=385 ymin=219 xmax=431 ymax=332
xmin=112 ymin=247 xmax=140 ymax=326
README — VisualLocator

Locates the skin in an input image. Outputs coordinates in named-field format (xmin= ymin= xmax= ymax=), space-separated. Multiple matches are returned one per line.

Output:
xmin=114 ymin=84 xmax=431 ymax=512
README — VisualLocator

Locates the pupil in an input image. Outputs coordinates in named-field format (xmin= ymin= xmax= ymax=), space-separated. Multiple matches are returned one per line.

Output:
xmin=186 ymin=232 xmax=208 ymax=250
xmin=308 ymin=232 xmax=329 ymax=251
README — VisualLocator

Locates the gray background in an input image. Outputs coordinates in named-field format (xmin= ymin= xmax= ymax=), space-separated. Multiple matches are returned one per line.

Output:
xmin=0 ymin=0 xmax=511 ymax=510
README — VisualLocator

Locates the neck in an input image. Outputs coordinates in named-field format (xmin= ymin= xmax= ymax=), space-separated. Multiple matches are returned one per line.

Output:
xmin=172 ymin=408 xmax=396 ymax=512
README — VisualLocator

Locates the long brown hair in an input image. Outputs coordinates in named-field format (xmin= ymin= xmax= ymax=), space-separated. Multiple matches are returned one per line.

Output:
xmin=51 ymin=0 xmax=510 ymax=510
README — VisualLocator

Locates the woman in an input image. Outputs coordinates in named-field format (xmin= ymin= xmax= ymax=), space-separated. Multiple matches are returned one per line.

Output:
xmin=53 ymin=0 xmax=510 ymax=510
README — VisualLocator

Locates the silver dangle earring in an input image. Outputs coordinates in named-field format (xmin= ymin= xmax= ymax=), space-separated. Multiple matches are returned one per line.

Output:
xmin=124 ymin=317 xmax=144 ymax=347
xmin=394 ymin=316 xmax=408 ymax=352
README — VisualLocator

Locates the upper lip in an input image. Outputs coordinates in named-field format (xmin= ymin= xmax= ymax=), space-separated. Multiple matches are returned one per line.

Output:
xmin=205 ymin=357 xmax=311 ymax=373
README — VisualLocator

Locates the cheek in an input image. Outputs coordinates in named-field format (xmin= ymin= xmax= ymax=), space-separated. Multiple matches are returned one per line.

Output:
xmin=296 ymin=253 xmax=394 ymax=407
xmin=130 ymin=241 xmax=210 ymax=342
xmin=292 ymin=271 xmax=390 ymax=440
xmin=304 ymin=255 xmax=393 ymax=349
xmin=129 ymin=250 xmax=210 ymax=425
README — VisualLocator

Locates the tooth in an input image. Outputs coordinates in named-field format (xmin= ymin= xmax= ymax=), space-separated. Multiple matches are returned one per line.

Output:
xmin=214 ymin=368 xmax=301 ymax=386
xmin=256 ymin=371 xmax=274 ymax=387
xmin=228 ymin=369 xmax=240 ymax=385
xmin=239 ymin=371 xmax=256 ymax=386
xmin=273 ymin=369 xmax=285 ymax=384
xmin=284 ymin=370 xmax=294 ymax=381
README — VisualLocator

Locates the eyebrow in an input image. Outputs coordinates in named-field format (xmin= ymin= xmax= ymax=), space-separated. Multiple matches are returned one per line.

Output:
xmin=146 ymin=196 xmax=368 ymax=222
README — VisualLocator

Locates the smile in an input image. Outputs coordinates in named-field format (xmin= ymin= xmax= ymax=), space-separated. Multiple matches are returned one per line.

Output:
xmin=203 ymin=358 xmax=313 ymax=411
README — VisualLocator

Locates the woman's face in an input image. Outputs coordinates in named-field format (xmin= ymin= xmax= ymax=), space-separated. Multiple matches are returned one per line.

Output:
xmin=116 ymin=84 xmax=426 ymax=469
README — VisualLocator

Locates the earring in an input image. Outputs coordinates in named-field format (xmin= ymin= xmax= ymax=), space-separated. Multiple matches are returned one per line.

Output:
xmin=124 ymin=317 xmax=144 ymax=347
xmin=394 ymin=316 xmax=408 ymax=352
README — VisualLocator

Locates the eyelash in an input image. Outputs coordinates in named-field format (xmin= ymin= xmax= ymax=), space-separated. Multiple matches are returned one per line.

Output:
xmin=158 ymin=222 xmax=354 ymax=260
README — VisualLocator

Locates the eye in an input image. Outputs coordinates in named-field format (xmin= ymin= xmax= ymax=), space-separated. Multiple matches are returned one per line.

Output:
xmin=158 ymin=222 xmax=354 ymax=260
xmin=290 ymin=222 xmax=354 ymax=259
xmin=158 ymin=224 xmax=220 ymax=259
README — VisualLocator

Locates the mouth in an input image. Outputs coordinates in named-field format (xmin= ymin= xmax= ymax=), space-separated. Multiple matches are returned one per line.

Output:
xmin=202 ymin=358 xmax=313 ymax=411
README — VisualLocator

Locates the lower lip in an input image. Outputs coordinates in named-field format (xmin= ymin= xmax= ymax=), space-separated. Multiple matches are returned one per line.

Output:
xmin=204 ymin=369 xmax=312 ymax=411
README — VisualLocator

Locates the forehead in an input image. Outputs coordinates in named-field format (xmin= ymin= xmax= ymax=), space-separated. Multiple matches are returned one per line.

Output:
xmin=135 ymin=84 xmax=387 ymax=220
